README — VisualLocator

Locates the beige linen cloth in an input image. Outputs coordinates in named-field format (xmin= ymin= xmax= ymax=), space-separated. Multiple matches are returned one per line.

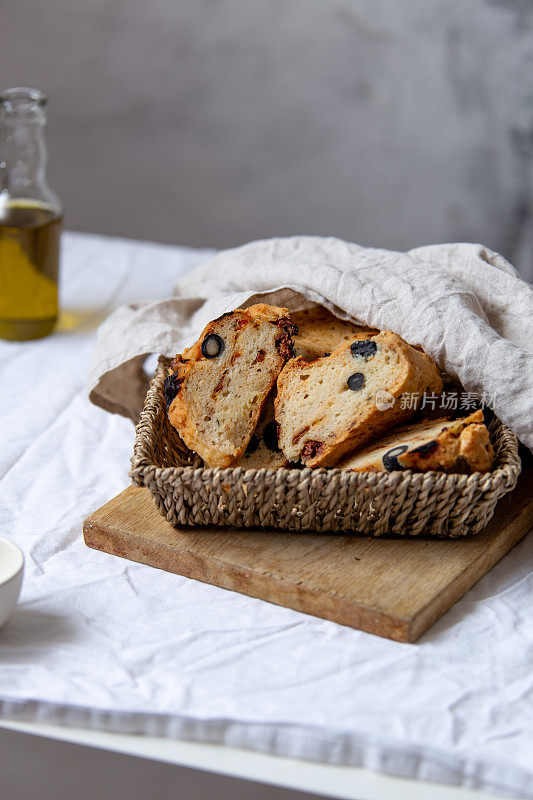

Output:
xmin=88 ymin=236 xmax=533 ymax=451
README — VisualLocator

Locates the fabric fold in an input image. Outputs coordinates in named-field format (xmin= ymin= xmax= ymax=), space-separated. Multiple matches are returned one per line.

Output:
xmin=88 ymin=236 xmax=533 ymax=449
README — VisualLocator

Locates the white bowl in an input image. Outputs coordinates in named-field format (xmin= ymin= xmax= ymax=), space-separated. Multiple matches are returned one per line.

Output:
xmin=0 ymin=537 xmax=24 ymax=629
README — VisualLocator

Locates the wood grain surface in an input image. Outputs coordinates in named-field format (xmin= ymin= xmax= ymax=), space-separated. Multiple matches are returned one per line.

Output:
xmin=83 ymin=462 xmax=533 ymax=642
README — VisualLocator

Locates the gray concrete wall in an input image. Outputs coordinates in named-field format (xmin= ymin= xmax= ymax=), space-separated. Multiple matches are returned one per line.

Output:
xmin=1 ymin=0 xmax=532 ymax=279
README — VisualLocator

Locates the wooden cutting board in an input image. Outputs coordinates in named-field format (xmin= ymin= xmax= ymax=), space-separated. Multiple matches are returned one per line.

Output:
xmin=83 ymin=462 xmax=533 ymax=642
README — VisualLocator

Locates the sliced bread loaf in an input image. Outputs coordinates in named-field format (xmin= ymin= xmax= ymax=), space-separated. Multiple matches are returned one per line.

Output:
xmin=337 ymin=410 xmax=493 ymax=473
xmin=275 ymin=330 xmax=443 ymax=467
xmin=166 ymin=304 xmax=297 ymax=468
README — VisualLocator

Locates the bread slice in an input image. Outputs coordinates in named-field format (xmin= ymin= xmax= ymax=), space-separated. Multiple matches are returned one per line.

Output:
xmin=275 ymin=330 xmax=443 ymax=467
xmin=166 ymin=304 xmax=297 ymax=468
xmin=292 ymin=306 xmax=378 ymax=362
xmin=337 ymin=411 xmax=493 ymax=473
xmin=234 ymin=394 xmax=289 ymax=470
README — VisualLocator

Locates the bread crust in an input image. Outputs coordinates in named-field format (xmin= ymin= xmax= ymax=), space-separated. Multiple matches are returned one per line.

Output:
xmin=275 ymin=330 xmax=443 ymax=467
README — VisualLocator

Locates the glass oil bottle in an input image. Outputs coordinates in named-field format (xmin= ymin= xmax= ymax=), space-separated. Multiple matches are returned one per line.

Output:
xmin=0 ymin=88 xmax=62 ymax=340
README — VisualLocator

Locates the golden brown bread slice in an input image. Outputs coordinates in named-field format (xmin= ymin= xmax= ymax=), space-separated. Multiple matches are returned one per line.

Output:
xmin=165 ymin=304 xmax=297 ymax=468
xmin=275 ymin=330 xmax=443 ymax=467
xmin=337 ymin=410 xmax=493 ymax=473
xmin=292 ymin=306 xmax=378 ymax=362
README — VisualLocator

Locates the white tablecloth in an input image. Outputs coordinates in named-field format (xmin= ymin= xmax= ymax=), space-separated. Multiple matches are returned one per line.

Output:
xmin=0 ymin=232 xmax=532 ymax=799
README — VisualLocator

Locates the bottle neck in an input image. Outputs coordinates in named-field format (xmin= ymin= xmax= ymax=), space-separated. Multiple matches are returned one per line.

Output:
xmin=1 ymin=116 xmax=47 ymax=193
xmin=0 ymin=88 xmax=58 ymax=211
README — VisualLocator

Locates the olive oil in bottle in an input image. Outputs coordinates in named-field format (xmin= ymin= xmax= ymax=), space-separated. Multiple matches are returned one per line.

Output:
xmin=0 ymin=88 xmax=62 ymax=341
xmin=0 ymin=201 xmax=62 ymax=340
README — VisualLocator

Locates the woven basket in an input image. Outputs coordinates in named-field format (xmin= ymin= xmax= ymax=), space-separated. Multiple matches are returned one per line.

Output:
xmin=130 ymin=357 xmax=522 ymax=537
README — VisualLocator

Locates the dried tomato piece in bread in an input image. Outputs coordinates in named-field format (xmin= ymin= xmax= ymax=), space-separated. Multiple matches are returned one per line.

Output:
xmin=165 ymin=304 xmax=297 ymax=468
xmin=275 ymin=330 xmax=443 ymax=468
